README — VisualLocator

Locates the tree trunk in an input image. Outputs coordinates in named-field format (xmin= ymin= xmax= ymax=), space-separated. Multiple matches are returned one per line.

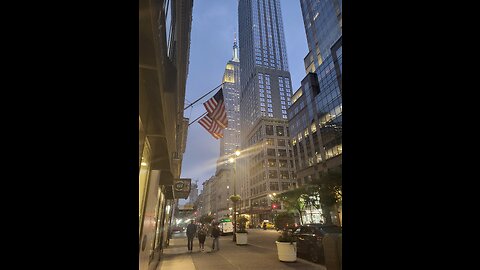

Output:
xmin=297 ymin=208 xmax=304 ymax=224
xmin=322 ymin=203 xmax=333 ymax=225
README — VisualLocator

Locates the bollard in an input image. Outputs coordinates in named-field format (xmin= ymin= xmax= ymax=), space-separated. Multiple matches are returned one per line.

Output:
xmin=323 ymin=233 xmax=342 ymax=270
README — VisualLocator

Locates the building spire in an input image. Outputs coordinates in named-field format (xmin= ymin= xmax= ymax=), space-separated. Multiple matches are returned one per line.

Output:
xmin=232 ymin=32 xmax=239 ymax=62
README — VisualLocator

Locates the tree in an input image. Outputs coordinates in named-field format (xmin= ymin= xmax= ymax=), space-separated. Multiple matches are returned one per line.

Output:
xmin=278 ymin=187 xmax=307 ymax=224
xmin=237 ymin=216 xmax=249 ymax=233
xmin=199 ymin=214 xmax=214 ymax=224
xmin=311 ymin=169 xmax=342 ymax=225
xmin=274 ymin=211 xmax=295 ymax=231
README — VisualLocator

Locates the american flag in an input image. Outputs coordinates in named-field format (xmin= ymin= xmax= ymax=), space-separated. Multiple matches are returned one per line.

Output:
xmin=198 ymin=114 xmax=224 ymax=139
xmin=203 ymin=88 xmax=228 ymax=128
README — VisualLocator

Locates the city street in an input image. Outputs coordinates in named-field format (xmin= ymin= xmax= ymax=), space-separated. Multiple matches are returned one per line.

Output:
xmin=158 ymin=230 xmax=326 ymax=270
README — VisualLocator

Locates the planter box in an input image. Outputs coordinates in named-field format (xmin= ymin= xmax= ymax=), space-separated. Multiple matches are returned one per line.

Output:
xmin=236 ymin=233 xmax=248 ymax=245
xmin=275 ymin=241 xmax=297 ymax=262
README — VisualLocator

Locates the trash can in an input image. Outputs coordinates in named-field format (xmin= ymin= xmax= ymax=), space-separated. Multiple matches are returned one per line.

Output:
xmin=323 ymin=233 xmax=342 ymax=270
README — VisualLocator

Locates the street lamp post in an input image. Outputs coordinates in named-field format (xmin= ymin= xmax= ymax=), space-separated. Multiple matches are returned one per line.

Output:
xmin=229 ymin=147 xmax=241 ymax=242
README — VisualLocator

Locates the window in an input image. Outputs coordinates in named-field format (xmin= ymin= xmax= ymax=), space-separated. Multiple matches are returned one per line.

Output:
xmin=266 ymin=138 xmax=274 ymax=146
xmin=266 ymin=125 xmax=274 ymax=135
xmin=269 ymin=182 xmax=279 ymax=191
xmin=280 ymin=171 xmax=289 ymax=179
xmin=269 ymin=170 xmax=278 ymax=179
xmin=279 ymin=159 xmax=288 ymax=168
xmin=276 ymin=126 xmax=285 ymax=136
xmin=277 ymin=139 xmax=286 ymax=146
xmin=268 ymin=113 xmax=274 ymax=117
xmin=281 ymin=182 xmax=291 ymax=190
xmin=268 ymin=159 xmax=276 ymax=167
xmin=278 ymin=149 xmax=287 ymax=157
xmin=268 ymin=108 xmax=273 ymax=112
xmin=267 ymin=148 xmax=276 ymax=156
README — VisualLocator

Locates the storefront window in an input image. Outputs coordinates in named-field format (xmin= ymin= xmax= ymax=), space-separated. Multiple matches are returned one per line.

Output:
xmin=139 ymin=139 xmax=151 ymax=235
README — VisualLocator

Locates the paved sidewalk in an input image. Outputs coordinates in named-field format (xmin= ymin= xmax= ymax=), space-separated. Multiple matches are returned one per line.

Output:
xmin=158 ymin=234 xmax=326 ymax=270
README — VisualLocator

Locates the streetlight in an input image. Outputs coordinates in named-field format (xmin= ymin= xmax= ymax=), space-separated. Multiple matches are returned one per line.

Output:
xmin=229 ymin=146 xmax=240 ymax=242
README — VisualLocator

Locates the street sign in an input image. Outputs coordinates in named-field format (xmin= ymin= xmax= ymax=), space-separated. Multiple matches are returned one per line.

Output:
xmin=173 ymin=178 xmax=191 ymax=199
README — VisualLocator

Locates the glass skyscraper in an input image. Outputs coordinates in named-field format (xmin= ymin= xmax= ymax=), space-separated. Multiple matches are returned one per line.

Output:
xmin=300 ymin=0 xmax=342 ymax=73
xmin=238 ymin=0 xmax=297 ymax=224
xmin=287 ymin=0 xmax=342 ymax=225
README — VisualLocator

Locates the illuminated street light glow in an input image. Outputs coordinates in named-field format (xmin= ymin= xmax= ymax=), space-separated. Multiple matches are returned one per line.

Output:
xmin=229 ymin=157 xmax=235 ymax=163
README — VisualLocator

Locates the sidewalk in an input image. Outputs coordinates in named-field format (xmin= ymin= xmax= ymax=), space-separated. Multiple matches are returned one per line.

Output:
xmin=158 ymin=234 xmax=326 ymax=270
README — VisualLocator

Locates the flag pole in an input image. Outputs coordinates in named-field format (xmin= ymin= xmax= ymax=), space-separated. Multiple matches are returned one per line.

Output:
xmin=183 ymin=83 xmax=224 ymax=112
xmin=188 ymin=111 xmax=208 ymax=126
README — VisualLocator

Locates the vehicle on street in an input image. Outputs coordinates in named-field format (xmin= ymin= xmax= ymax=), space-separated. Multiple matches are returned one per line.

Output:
xmin=261 ymin=220 xmax=275 ymax=230
xmin=292 ymin=224 xmax=342 ymax=263
xmin=171 ymin=226 xmax=184 ymax=233
xmin=218 ymin=218 xmax=234 ymax=235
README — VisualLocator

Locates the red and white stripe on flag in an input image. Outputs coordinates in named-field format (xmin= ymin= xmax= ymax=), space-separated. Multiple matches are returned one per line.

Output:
xmin=203 ymin=88 xmax=228 ymax=128
xmin=199 ymin=115 xmax=224 ymax=139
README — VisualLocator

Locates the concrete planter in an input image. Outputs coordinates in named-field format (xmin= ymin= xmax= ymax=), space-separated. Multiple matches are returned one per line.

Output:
xmin=275 ymin=241 xmax=297 ymax=262
xmin=236 ymin=233 xmax=248 ymax=245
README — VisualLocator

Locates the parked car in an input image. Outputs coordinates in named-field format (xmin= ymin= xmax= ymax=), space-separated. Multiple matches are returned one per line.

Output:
xmin=292 ymin=224 xmax=342 ymax=263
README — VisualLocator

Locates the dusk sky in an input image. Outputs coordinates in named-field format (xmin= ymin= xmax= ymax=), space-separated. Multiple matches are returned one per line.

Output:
xmin=180 ymin=0 xmax=308 ymax=196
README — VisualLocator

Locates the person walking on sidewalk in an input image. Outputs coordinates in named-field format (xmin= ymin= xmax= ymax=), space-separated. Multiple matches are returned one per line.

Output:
xmin=211 ymin=223 xmax=220 ymax=252
xmin=186 ymin=220 xmax=197 ymax=253
xmin=197 ymin=224 xmax=207 ymax=251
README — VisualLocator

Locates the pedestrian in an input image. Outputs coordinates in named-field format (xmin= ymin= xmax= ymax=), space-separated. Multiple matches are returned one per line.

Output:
xmin=197 ymin=224 xmax=207 ymax=251
xmin=186 ymin=219 xmax=197 ymax=253
xmin=211 ymin=222 xmax=220 ymax=252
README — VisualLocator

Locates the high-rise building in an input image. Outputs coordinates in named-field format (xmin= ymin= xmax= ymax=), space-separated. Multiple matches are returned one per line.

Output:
xmin=287 ymin=0 xmax=342 ymax=225
xmin=238 ymin=0 xmax=297 ymax=225
xmin=188 ymin=181 xmax=199 ymax=204
xmin=218 ymin=36 xmax=241 ymax=164
xmin=300 ymin=0 xmax=342 ymax=73
xmin=212 ymin=37 xmax=242 ymax=219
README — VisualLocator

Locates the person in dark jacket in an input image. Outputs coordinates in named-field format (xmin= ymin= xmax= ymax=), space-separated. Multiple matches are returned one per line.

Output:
xmin=197 ymin=224 xmax=207 ymax=251
xmin=186 ymin=220 xmax=197 ymax=252
xmin=211 ymin=223 xmax=220 ymax=252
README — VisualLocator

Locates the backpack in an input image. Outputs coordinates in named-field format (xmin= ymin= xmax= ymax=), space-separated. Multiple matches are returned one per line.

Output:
xmin=212 ymin=226 xmax=220 ymax=238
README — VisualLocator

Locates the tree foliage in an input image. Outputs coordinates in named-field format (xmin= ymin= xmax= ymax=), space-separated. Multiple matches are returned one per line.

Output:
xmin=237 ymin=216 xmax=249 ymax=233
xmin=277 ymin=187 xmax=306 ymax=224
xmin=199 ymin=214 xmax=214 ymax=224
xmin=311 ymin=169 xmax=342 ymax=224
xmin=274 ymin=211 xmax=295 ymax=231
